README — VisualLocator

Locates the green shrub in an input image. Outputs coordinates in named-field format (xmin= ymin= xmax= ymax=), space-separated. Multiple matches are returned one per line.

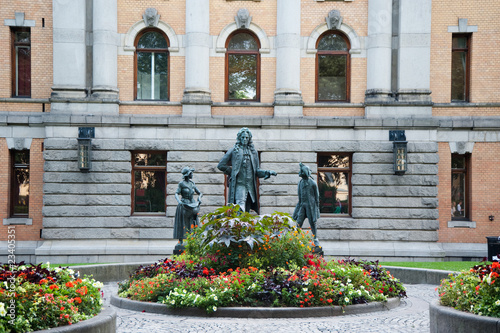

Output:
xmin=183 ymin=205 xmax=314 ymax=271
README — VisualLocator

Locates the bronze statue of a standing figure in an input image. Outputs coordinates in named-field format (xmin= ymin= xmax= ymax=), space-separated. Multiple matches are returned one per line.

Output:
xmin=293 ymin=163 xmax=321 ymax=247
xmin=173 ymin=167 xmax=203 ymax=244
xmin=218 ymin=127 xmax=277 ymax=214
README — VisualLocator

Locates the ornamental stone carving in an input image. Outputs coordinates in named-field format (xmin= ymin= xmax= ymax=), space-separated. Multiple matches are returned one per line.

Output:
xmin=326 ymin=10 xmax=343 ymax=30
xmin=143 ymin=8 xmax=160 ymax=27
xmin=235 ymin=8 xmax=252 ymax=29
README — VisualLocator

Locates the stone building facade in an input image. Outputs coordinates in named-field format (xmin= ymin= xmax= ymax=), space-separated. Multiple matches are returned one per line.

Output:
xmin=1 ymin=0 xmax=499 ymax=263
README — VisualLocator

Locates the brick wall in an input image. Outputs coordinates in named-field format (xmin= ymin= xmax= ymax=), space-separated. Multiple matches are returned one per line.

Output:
xmin=0 ymin=0 xmax=53 ymax=100
xmin=431 ymin=0 xmax=500 ymax=104
xmin=438 ymin=142 xmax=500 ymax=243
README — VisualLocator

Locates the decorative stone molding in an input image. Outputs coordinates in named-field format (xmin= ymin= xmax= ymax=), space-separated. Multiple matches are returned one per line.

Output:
xmin=235 ymin=8 xmax=252 ymax=29
xmin=326 ymin=10 xmax=342 ymax=30
xmin=215 ymin=22 xmax=270 ymax=53
xmin=316 ymin=0 xmax=354 ymax=2
xmin=447 ymin=220 xmax=476 ymax=228
xmin=143 ymin=8 xmax=160 ymax=27
xmin=4 ymin=12 xmax=36 ymax=27
xmin=449 ymin=141 xmax=474 ymax=154
xmin=123 ymin=19 xmax=180 ymax=54
xmin=448 ymin=18 xmax=478 ymax=33
xmin=6 ymin=137 xmax=32 ymax=150
xmin=306 ymin=22 xmax=361 ymax=55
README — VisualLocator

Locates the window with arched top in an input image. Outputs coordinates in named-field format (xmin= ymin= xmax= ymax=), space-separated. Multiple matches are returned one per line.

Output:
xmin=226 ymin=31 xmax=260 ymax=101
xmin=135 ymin=29 xmax=169 ymax=101
xmin=316 ymin=31 xmax=350 ymax=102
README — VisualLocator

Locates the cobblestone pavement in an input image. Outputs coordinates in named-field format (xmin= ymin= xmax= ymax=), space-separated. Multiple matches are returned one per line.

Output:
xmin=103 ymin=283 xmax=438 ymax=333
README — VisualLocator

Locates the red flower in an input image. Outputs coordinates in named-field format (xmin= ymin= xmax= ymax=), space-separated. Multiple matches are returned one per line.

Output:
xmin=66 ymin=282 xmax=74 ymax=288
xmin=476 ymin=285 xmax=480 ymax=291
xmin=74 ymin=297 xmax=82 ymax=304
xmin=203 ymin=269 xmax=209 ymax=275
xmin=39 ymin=279 xmax=48 ymax=285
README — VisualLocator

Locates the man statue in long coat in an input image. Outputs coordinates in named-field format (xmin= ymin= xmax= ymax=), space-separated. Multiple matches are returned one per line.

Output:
xmin=218 ymin=127 xmax=276 ymax=214
xmin=293 ymin=163 xmax=321 ymax=246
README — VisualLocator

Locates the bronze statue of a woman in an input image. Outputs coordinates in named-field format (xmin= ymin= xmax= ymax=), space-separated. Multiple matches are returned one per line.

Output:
xmin=173 ymin=167 xmax=203 ymax=245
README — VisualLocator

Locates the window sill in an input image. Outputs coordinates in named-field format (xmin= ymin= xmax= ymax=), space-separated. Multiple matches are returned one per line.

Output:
xmin=448 ymin=220 xmax=476 ymax=228
xmin=3 ymin=218 xmax=32 ymax=226
xmin=213 ymin=102 xmax=273 ymax=107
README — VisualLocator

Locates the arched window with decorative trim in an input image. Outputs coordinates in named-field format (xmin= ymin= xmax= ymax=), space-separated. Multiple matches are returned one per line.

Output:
xmin=226 ymin=31 xmax=260 ymax=101
xmin=316 ymin=31 xmax=350 ymax=102
xmin=134 ymin=29 xmax=169 ymax=101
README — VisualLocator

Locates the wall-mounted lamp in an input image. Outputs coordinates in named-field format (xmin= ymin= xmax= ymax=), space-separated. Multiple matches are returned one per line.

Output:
xmin=78 ymin=127 xmax=94 ymax=172
xmin=490 ymin=215 xmax=495 ymax=222
xmin=389 ymin=130 xmax=407 ymax=176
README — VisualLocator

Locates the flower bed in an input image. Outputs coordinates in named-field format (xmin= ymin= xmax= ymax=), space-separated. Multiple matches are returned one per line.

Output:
xmin=0 ymin=262 xmax=103 ymax=332
xmin=437 ymin=261 xmax=500 ymax=318
xmin=118 ymin=206 xmax=406 ymax=314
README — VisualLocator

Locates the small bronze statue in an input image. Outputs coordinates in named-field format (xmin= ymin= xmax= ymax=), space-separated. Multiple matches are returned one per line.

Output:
xmin=173 ymin=167 xmax=203 ymax=247
xmin=218 ymin=127 xmax=277 ymax=213
xmin=293 ymin=163 xmax=321 ymax=247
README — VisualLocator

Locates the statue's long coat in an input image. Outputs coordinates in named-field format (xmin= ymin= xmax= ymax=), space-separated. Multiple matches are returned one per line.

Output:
xmin=293 ymin=178 xmax=320 ymax=223
xmin=217 ymin=146 xmax=268 ymax=214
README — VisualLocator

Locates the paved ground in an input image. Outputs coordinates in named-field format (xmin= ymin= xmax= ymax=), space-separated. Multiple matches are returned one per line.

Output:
xmin=102 ymin=283 xmax=438 ymax=332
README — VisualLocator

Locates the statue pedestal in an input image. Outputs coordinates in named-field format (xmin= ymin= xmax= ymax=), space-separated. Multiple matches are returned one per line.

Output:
xmin=173 ymin=243 xmax=185 ymax=255
xmin=312 ymin=245 xmax=324 ymax=256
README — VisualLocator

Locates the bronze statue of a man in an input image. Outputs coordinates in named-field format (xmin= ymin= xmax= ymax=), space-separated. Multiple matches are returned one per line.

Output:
xmin=218 ymin=127 xmax=277 ymax=213
xmin=293 ymin=163 xmax=321 ymax=246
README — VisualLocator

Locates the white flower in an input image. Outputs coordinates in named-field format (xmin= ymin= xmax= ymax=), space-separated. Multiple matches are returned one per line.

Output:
xmin=170 ymin=300 xmax=176 ymax=305
xmin=495 ymin=300 xmax=500 ymax=306
xmin=213 ymin=295 xmax=218 ymax=301
xmin=348 ymin=291 xmax=353 ymax=295
xmin=303 ymin=288 xmax=308 ymax=292
xmin=344 ymin=297 xmax=349 ymax=303
xmin=212 ymin=306 xmax=217 ymax=312
xmin=347 ymin=279 xmax=351 ymax=283
xmin=0 ymin=303 xmax=6 ymax=317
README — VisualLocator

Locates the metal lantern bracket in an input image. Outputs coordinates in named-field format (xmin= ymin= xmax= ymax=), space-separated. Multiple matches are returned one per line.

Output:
xmin=78 ymin=127 xmax=95 ymax=172
xmin=389 ymin=130 xmax=407 ymax=176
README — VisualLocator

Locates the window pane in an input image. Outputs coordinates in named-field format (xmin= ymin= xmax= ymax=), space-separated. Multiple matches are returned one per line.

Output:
xmin=318 ymin=34 xmax=348 ymax=51
xmin=134 ymin=171 xmax=165 ymax=213
xmin=452 ymin=37 xmax=468 ymax=49
xmin=451 ymin=173 xmax=465 ymax=217
xmin=15 ymin=31 xmax=30 ymax=43
xmin=228 ymin=33 xmax=258 ymax=50
xmin=138 ymin=31 xmax=168 ymax=49
xmin=12 ymin=150 xmax=29 ymax=217
xmin=451 ymin=51 xmax=466 ymax=101
xmin=137 ymin=52 xmax=168 ymax=100
xmin=14 ymin=150 xmax=30 ymax=165
xmin=134 ymin=153 xmax=166 ymax=166
xmin=155 ymin=52 xmax=168 ymax=100
xmin=318 ymin=171 xmax=349 ymax=214
xmin=16 ymin=46 xmax=31 ymax=97
xmin=452 ymin=155 xmax=465 ymax=169
xmin=228 ymin=54 xmax=257 ymax=100
xmin=318 ymin=55 xmax=346 ymax=101
xmin=318 ymin=154 xmax=349 ymax=168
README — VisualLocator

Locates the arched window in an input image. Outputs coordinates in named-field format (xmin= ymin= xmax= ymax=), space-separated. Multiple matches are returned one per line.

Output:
xmin=316 ymin=31 xmax=350 ymax=102
xmin=135 ymin=29 xmax=169 ymax=101
xmin=226 ymin=31 xmax=260 ymax=101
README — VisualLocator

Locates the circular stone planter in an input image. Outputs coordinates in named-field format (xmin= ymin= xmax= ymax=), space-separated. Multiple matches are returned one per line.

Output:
xmin=429 ymin=300 xmax=500 ymax=333
xmin=111 ymin=294 xmax=400 ymax=318
xmin=34 ymin=306 xmax=116 ymax=333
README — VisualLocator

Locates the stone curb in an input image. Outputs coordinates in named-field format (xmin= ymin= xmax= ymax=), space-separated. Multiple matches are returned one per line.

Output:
xmin=429 ymin=300 xmax=500 ymax=333
xmin=35 ymin=306 xmax=116 ymax=333
xmin=381 ymin=266 xmax=455 ymax=284
xmin=110 ymin=293 xmax=401 ymax=318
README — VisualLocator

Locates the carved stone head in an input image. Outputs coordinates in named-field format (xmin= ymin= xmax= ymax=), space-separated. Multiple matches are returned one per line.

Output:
xmin=326 ymin=10 xmax=343 ymax=30
xmin=143 ymin=8 xmax=160 ymax=27
xmin=235 ymin=8 xmax=252 ymax=29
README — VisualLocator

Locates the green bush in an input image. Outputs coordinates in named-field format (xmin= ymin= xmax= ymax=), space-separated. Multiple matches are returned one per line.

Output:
xmin=183 ymin=205 xmax=314 ymax=271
